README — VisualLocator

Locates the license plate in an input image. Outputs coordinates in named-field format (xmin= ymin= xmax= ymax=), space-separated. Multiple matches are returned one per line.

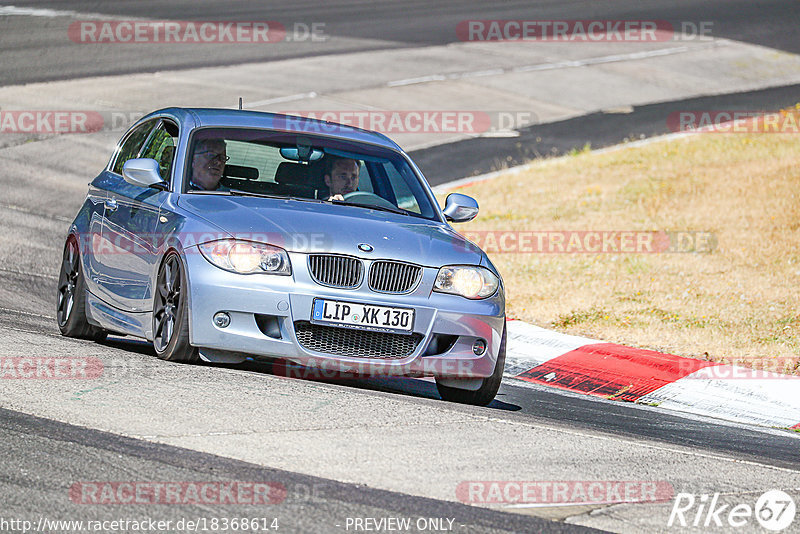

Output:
xmin=311 ymin=298 xmax=414 ymax=334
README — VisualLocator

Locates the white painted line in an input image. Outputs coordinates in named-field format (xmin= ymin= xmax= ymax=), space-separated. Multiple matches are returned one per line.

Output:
xmin=0 ymin=5 xmax=139 ymax=20
xmin=639 ymin=368 xmax=800 ymax=428
xmin=456 ymin=68 xmax=506 ymax=79
xmin=515 ymin=46 xmax=693 ymax=74
xmin=432 ymin=130 xmax=696 ymax=192
xmin=387 ymin=74 xmax=447 ymax=87
xmin=433 ymin=105 xmax=781 ymax=193
xmin=504 ymin=320 xmax=601 ymax=376
xmin=389 ymin=44 xmax=721 ymax=88
xmin=479 ymin=130 xmax=520 ymax=138
xmin=504 ymin=320 xmax=800 ymax=429
xmin=482 ymin=410 xmax=800 ymax=473
xmin=244 ymin=92 xmax=319 ymax=108
xmin=504 ymin=500 xmax=644 ymax=509
xmin=0 ymin=5 xmax=84 ymax=17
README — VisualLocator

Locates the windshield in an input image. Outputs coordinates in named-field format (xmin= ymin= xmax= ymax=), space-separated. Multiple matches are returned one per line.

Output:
xmin=184 ymin=127 xmax=438 ymax=220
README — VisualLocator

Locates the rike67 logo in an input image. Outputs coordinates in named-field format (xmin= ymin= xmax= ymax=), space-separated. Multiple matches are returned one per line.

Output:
xmin=668 ymin=490 xmax=796 ymax=531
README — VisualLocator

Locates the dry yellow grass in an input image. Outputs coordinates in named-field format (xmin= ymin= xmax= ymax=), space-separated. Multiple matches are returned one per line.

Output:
xmin=440 ymin=133 xmax=800 ymax=372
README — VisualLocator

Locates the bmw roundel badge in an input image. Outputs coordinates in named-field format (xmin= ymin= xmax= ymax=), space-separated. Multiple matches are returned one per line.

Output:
xmin=358 ymin=243 xmax=374 ymax=252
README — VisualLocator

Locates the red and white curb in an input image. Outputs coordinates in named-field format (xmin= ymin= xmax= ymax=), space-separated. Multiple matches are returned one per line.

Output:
xmin=505 ymin=320 xmax=800 ymax=429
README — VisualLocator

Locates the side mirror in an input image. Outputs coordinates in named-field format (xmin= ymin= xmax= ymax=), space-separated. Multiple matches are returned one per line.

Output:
xmin=442 ymin=193 xmax=479 ymax=223
xmin=122 ymin=158 xmax=167 ymax=190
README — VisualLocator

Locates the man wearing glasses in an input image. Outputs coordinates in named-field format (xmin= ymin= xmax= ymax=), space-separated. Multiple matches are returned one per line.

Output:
xmin=189 ymin=138 xmax=229 ymax=191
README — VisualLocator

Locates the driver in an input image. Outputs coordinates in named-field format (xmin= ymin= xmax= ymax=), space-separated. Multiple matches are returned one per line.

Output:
xmin=189 ymin=138 xmax=228 ymax=191
xmin=324 ymin=157 xmax=359 ymax=201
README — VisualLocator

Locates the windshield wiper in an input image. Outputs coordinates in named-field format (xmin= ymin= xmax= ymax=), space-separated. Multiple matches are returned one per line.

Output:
xmin=193 ymin=189 xmax=406 ymax=213
xmin=229 ymin=189 xmax=279 ymax=199
xmin=229 ymin=189 xmax=323 ymax=203
xmin=333 ymin=200 xmax=409 ymax=216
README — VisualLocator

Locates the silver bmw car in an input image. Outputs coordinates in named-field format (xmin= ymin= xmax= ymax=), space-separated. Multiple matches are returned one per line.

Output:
xmin=57 ymin=108 xmax=506 ymax=405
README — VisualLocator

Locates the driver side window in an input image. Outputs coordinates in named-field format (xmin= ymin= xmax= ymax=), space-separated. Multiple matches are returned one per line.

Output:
xmin=111 ymin=120 xmax=157 ymax=175
xmin=140 ymin=120 xmax=179 ymax=184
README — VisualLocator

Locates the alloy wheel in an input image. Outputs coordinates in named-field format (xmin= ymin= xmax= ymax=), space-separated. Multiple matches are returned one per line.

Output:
xmin=154 ymin=255 xmax=181 ymax=353
xmin=57 ymin=240 xmax=79 ymax=327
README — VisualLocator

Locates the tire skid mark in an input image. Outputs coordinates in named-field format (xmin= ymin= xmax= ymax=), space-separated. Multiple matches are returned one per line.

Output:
xmin=0 ymin=202 xmax=73 ymax=223
xmin=0 ymin=305 xmax=54 ymax=320
xmin=0 ymin=267 xmax=58 ymax=281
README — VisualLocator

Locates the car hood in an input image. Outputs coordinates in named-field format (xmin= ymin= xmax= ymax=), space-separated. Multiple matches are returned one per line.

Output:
xmin=178 ymin=195 xmax=484 ymax=267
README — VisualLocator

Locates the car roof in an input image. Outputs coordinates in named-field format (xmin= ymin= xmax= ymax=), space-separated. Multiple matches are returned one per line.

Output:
xmin=144 ymin=107 xmax=402 ymax=151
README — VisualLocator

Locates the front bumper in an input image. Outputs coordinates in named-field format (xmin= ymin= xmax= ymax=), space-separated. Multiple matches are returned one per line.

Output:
xmin=183 ymin=249 xmax=505 ymax=378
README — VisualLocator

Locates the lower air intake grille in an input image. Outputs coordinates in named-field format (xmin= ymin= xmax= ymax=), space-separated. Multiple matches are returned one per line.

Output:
xmin=294 ymin=321 xmax=422 ymax=359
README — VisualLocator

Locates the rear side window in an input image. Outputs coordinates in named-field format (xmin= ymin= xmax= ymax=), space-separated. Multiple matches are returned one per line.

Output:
xmin=226 ymin=140 xmax=284 ymax=182
xmin=111 ymin=120 xmax=157 ymax=175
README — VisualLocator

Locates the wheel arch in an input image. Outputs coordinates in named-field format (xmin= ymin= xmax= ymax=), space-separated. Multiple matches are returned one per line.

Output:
xmin=148 ymin=246 xmax=193 ymax=342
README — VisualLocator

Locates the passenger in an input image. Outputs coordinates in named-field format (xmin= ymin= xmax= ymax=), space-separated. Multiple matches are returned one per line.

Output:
xmin=189 ymin=139 xmax=228 ymax=191
xmin=324 ymin=157 xmax=359 ymax=201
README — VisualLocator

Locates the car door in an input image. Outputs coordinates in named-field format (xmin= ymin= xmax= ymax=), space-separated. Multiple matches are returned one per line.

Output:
xmin=94 ymin=119 xmax=175 ymax=313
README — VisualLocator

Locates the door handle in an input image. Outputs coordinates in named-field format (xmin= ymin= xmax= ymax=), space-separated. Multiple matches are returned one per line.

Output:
xmin=104 ymin=198 xmax=118 ymax=212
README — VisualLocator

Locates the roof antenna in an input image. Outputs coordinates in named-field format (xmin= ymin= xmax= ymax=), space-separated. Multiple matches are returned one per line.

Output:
xmin=238 ymin=97 xmax=243 ymax=110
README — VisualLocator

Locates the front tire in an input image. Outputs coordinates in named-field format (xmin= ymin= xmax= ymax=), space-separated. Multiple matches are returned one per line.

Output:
xmin=152 ymin=252 xmax=198 ymax=362
xmin=436 ymin=321 xmax=506 ymax=406
xmin=56 ymin=236 xmax=107 ymax=341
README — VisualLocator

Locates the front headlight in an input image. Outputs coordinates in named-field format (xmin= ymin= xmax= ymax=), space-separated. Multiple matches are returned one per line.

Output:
xmin=198 ymin=239 xmax=291 ymax=275
xmin=434 ymin=265 xmax=499 ymax=299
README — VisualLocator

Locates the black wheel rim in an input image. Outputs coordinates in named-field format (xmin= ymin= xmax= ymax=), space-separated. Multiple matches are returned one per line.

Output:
xmin=57 ymin=240 xmax=79 ymax=327
xmin=154 ymin=255 xmax=181 ymax=353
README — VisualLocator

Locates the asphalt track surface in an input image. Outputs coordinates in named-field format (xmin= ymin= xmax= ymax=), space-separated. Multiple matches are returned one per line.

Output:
xmin=4 ymin=264 xmax=800 ymax=530
xmin=1 ymin=408 xmax=594 ymax=533
xmin=3 ymin=312 xmax=800 ymax=530
xmin=2 ymin=0 xmax=799 ymax=85
xmin=415 ymin=82 xmax=800 ymax=184
xmin=3 ymin=0 xmax=798 ymax=181
xmin=3 ymin=1 xmax=800 ymax=532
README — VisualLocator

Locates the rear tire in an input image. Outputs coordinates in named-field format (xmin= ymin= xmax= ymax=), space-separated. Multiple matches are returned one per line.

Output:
xmin=152 ymin=252 xmax=198 ymax=363
xmin=436 ymin=321 xmax=506 ymax=406
xmin=56 ymin=236 xmax=107 ymax=341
